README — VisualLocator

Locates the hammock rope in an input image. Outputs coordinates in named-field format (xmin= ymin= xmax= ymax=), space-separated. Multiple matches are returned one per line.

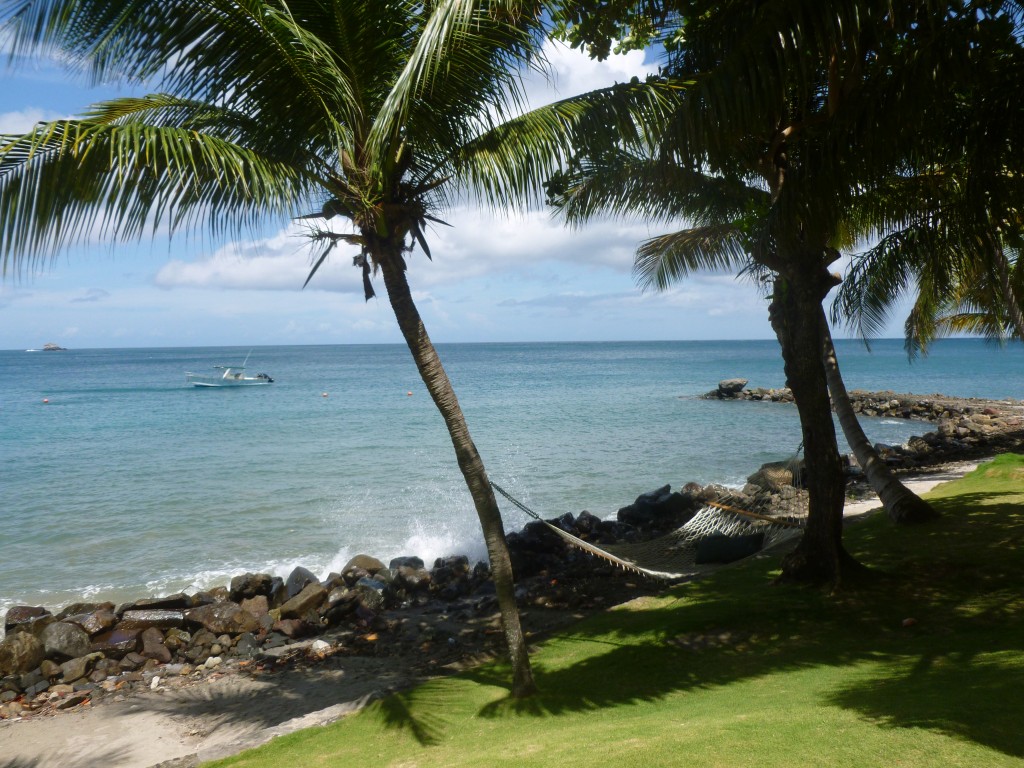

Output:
xmin=491 ymin=481 xmax=805 ymax=580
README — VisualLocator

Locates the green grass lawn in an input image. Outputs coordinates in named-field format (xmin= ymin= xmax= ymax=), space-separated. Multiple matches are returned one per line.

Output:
xmin=207 ymin=454 xmax=1024 ymax=768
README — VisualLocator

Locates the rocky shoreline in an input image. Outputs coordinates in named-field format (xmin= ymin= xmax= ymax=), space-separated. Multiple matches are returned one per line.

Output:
xmin=2 ymin=385 xmax=1023 ymax=727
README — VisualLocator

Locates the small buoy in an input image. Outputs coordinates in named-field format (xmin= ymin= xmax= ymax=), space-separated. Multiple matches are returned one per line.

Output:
xmin=42 ymin=398 xmax=49 ymax=404
xmin=407 ymin=391 xmax=413 ymax=396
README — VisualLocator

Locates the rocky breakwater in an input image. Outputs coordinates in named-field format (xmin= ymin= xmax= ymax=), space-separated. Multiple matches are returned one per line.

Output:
xmin=702 ymin=379 xmax=1024 ymax=471
xmin=0 ymin=473 xmax=813 ymax=722
xmin=0 ymin=553 xmax=497 ymax=721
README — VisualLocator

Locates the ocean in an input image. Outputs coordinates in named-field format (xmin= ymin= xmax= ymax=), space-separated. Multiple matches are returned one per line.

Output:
xmin=2 ymin=339 xmax=1020 ymax=620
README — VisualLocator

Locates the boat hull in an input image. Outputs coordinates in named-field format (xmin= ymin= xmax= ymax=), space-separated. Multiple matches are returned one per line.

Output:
xmin=185 ymin=367 xmax=273 ymax=387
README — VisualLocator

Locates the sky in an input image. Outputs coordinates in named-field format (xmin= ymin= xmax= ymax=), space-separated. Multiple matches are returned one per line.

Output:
xmin=0 ymin=35 xmax=906 ymax=351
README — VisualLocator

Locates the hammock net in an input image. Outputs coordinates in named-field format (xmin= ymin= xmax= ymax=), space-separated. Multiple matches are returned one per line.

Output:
xmin=492 ymin=482 xmax=805 ymax=580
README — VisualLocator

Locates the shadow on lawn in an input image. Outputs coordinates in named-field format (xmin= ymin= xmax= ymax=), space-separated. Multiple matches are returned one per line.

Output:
xmin=407 ymin=483 xmax=1024 ymax=758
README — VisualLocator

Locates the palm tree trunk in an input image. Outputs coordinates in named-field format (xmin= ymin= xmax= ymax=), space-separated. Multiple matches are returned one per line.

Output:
xmin=819 ymin=309 xmax=939 ymax=524
xmin=769 ymin=274 xmax=866 ymax=589
xmin=377 ymin=247 xmax=536 ymax=698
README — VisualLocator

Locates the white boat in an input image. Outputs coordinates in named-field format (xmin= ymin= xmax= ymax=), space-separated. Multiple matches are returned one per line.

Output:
xmin=185 ymin=366 xmax=274 ymax=387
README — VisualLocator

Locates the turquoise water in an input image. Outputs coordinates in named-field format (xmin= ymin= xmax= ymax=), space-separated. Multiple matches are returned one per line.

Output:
xmin=2 ymin=339 xmax=1020 ymax=616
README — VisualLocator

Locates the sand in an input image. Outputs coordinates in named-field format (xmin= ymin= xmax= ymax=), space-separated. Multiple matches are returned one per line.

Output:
xmin=0 ymin=461 xmax=981 ymax=768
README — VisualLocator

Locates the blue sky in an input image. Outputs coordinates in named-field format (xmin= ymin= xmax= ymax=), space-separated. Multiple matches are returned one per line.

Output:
xmin=0 ymin=39 xmax=902 ymax=350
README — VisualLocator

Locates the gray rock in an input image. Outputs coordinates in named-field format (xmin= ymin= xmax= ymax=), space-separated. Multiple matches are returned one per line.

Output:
xmin=279 ymin=583 xmax=328 ymax=620
xmin=717 ymin=378 xmax=748 ymax=397
xmin=285 ymin=566 xmax=320 ymax=599
xmin=41 ymin=622 xmax=91 ymax=661
xmin=0 ymin=632 xmax=45 ymax=676
xmin=59 ymin=652 xmax=104 ymax=684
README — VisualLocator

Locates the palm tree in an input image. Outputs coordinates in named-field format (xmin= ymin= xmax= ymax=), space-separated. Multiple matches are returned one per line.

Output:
xmin=546 ymin=0 xmax=1024 ymax=585
xmin=0 ymin=0 xmax=578 ymax=697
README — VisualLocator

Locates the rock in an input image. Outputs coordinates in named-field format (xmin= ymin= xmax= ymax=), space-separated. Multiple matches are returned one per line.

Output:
xmin=203 ymin=656 xmax=222 ymax=670
xmin=272 ymin=619 xmax=311 ymax=639
xmin=279 ymin=583 xmax=328 ymax=620
xmin=717 ymin=378 xmax=748 ymax=397
xmin=56 ymin=602 xmax=115 ymax=621
xmin=59 ymin=652 xmax=104 ymax=683
xmin=240 ymin=595 xmax=270 ymax=619
xmin=41 ymin=622 xmax=91 ymax=661
xmin=229 ymin=572 xmax=275 ymax=602
xmin=344 ymin=554 xmax=386 ymax=576
xmin=116 ymin=594 xmax=192 ymax=615
xmin=63 ymin=608 xmax=118 ymax=636
xmin=0 ymin=632 xmax=45 ymax=676
xmin=118 ymin=609 xmax=186 ymax=631
xmin=40 ymin=659 xmax=62 ymax=680
xmin=389 ymin=556 xmax=425 ymax=570
xmin=394 ymin=566 xmax=431 ymax=593
xmin=309 ymin=639 xmax=331 ymax=656
xmin=353 ymin=578 xmax=388 ymax=613
xmin=235 ymin=633 xmax=261 ymax=658
xmin=4 ymin=606 xmax=52 ymax=636
xmin=140 ymin=628 xmax=172 ymax=664
xmin=185 ymin=603 xmax=260 ymax=635
xmin=56 ymin=692 xmax=90 ymax=710
xmin=285 ymin=566 xmax=320 ymax=599
xmin=90 ymin=628 xmax=143 ymax=658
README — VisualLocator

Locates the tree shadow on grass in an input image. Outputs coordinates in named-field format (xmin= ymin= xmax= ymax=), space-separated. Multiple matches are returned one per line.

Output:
xmin=447 ymin=484 xmax=1024 ymax=759
xmin=827 ymin=648 xmax=1024 ymax=757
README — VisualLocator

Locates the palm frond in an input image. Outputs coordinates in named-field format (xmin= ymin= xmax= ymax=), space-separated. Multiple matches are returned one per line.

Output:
xmin=634 ymin=223 xmax=749 ymax=292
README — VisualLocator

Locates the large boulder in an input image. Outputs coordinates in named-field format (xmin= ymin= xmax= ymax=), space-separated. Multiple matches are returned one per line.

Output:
xmin=229 ymin=572 xmax=275 ymax=602
xmin=4 ymin=606 xmax=52 ymax=637
xmin=41 ymin=622 xmax=91 ymax=661
xmin=0 ymin=631 xmax=45 ymax=676
xmin=62 ymin=607 xmax=118 ymax=636
xmin=617 ymin=485 xmax=698 ymax=532
xmin=717 ymin=378 xmax=748 ymax=397
xmin=185 ymin=602 xmax=260 ymax=635
xmin=285 ymin=566 xmax=320 ymax=599
xmin=279 ymin=583 xmax=328 ymax=620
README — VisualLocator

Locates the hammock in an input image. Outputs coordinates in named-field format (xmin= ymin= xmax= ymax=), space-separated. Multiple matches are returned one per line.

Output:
xmin=491 ymin=482 xmax=805 ymax=580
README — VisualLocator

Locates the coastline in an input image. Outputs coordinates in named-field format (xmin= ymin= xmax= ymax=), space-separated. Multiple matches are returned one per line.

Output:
xmin=0 ymin=456 xmax=997 ymax=768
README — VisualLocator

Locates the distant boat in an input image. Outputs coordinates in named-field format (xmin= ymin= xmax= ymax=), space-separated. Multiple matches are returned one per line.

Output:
xmin=185 ymin=351 xmax=273 ymax=387
xmin=185 ymin=366 xmax=274 ymax=387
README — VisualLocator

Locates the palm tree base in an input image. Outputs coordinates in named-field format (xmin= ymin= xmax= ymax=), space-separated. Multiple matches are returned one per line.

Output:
xmin=887 ymin=494 xmax=941 ymax=525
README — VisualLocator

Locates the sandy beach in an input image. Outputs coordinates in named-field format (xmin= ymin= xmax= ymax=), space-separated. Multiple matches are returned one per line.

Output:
xmin=0 ymin=461 xmax=982 ymax=768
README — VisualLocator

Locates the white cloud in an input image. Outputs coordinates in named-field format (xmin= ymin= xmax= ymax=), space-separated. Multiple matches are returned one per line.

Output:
xmin=0 ymin=107 xmax=61 ymax=133
xmin=524 ymin=40 xmax=655 ymax=109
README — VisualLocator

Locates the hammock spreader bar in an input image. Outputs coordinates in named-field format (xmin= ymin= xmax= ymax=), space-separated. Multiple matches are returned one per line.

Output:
xmin=490 ymin=481 xmax=804 ymax=580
